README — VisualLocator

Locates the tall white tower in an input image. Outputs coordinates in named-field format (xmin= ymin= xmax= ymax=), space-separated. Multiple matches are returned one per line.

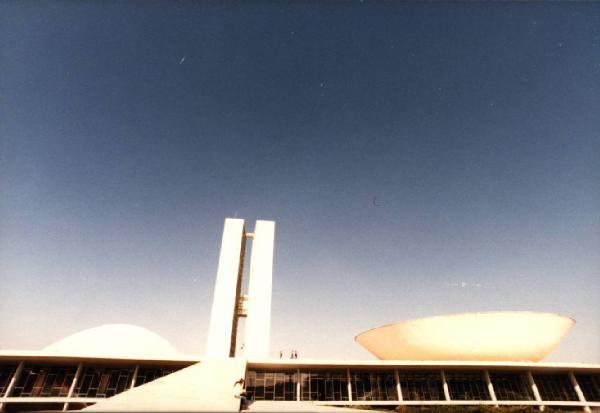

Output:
xmin=205 ymin=218 xmax=275 ymax=359
xmin=244 ymin=220 xmax=275 ymax=359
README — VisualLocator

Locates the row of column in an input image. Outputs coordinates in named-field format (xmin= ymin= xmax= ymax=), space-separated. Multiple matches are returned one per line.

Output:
xmin=320 ymin=368 xmax=591 ymax=412
xmin=0 ymin=362 xmax=144 ymax=412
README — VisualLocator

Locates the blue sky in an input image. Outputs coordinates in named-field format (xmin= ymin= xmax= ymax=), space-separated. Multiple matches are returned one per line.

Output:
xmin=1 ymin=1 xmax=598 ymax=361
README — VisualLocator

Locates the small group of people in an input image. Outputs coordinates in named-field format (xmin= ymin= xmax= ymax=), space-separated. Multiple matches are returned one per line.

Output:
xmin=279 ymin=350 xmax=299 ymax=359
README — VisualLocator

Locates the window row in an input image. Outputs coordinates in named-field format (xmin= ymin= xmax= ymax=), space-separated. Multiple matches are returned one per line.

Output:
xmin=245 ymin=369 xmax=600 ymax=403
xmin=0 ymin=363 xmax=186 ymax=399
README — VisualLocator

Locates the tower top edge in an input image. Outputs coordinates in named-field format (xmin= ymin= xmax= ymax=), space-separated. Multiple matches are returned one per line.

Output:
xmin=224 ymin=218 xmax=275 ymax=225
xmin=224 ymin=218 xmax=245 ymax=223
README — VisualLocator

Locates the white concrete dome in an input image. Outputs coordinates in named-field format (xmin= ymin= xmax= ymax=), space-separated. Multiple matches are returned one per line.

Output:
xmin=43 ymin=324 xmax=179 ymax=359
xmin=355 ymin=311 xmax=575 ymax=362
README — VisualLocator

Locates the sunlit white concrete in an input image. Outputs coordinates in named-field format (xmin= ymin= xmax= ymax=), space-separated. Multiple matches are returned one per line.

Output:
xmin=244 ymin=220 xmax=275 ymax=359
xmin=83 ymin=358 xmax=246 ymax=412
xmin=355 ymin=311 xmax=575 ymax=361
xmin=206 ymin=218 xmax=246 ymax=358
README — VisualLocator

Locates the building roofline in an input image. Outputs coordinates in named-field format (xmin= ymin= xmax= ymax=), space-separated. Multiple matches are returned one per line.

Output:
xmin=1 ymin=351 xmax=598 ymax=371
xmin=0 ymin=350 xmax=202 ymax=365
xmin=246 ymin=358 xmax=600 ymax=371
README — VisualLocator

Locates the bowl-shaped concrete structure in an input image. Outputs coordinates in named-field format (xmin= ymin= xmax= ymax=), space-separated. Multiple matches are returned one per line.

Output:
xmin=355 ymin=311 xmax=575 ymax=362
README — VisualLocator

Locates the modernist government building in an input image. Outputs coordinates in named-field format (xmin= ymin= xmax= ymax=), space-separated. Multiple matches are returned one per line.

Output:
xmin=1 ymin=219 xmax=599 ymax=412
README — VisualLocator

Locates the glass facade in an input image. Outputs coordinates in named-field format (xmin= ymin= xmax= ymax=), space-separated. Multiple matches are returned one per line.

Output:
xmin=350 ymin=371 xmax=397 ymax=401
xmin=246 ymin=370 xmax=296 ymax=401
xmin=399 ymin=371 xmax=445 ymax=401
xmin=533 ymin=373 xmax=579 ymax=401
xmin=0 ymin=364 xmax=18 ymax=397
xmin=74 ymin=366 xmax=135 ymax=398
xmin=0 ymin=361 xmax=190 ymax=402
xmin=445 ymin=371 xmax=490 ymax=400
xmin=12 ymin=365 xmax=76 ymax=397
xmin=134 ymin=366 xmax=183 ymax=387
xmin=575 ymin=374 xmax=600 ymax=402
xmin=0 ymin=363 xmax=597 ymax=411
xmin=490 ymin=372 xmax=535 ymax=401
xmin=300 ymin=371 xmax=349 ymax=401
xmin=244 ymin=369 xmax=599 ymax=404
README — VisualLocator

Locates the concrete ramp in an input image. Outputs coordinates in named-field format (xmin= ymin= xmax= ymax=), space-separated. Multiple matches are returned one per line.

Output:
xmin=84 ymin=358 xmax=247 ymax=412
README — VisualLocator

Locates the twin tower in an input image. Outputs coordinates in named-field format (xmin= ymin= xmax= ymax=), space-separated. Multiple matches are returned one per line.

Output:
xmin=205 ymin=219 xmax=275 ymax=359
